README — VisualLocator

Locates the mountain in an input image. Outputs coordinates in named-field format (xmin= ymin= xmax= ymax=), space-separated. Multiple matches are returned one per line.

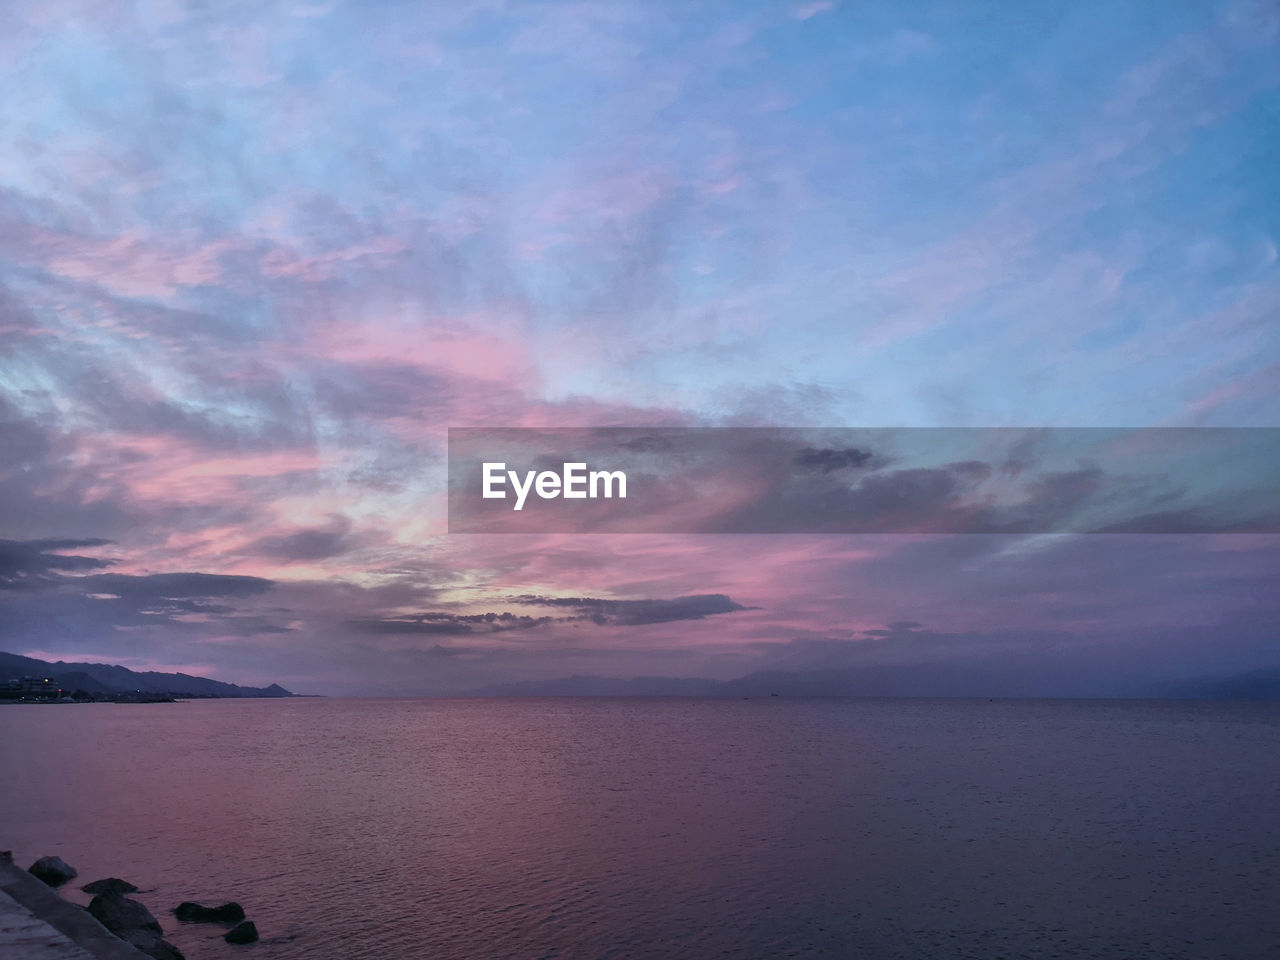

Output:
xmin=0 ymin=651 xmax=295 ymax=698
xmin=470 ymin=675 xmax=720 ymax=697
xmin=1157 ymin=668 xmax=1280 ymax=700
xmin=464 ymin=662 xmax=1280 ymax=700
xmin=464 ymin=667 xmax=1019 ymax=699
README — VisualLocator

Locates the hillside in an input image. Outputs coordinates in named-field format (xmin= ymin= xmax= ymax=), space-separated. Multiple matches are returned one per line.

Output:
xmin=0 ymin=651 xmax=294 ymax=699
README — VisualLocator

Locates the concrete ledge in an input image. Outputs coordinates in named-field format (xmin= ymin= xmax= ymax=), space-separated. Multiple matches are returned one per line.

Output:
xmin=0 ymin=855 xmax=150 ymax=960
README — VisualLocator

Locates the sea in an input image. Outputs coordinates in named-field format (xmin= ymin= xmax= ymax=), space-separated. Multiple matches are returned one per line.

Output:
xmin=2 ymin=697 xmax=1278 ymax=960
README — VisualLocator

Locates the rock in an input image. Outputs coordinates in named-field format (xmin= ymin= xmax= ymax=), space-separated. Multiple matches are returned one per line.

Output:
xmin=86 ymin=893 xmax=183 ymax=959
xmin=225 ymin=920 xmax=259 ymax=944
xmin=28 ymin=855 xmax=78 ymax=886
xmin=121 ymin=929 xmax=186 ymax=960
xmin=82 ymin=877 xmax=140 ymax=896
xmin=173 ymin=900 xmax=246 ymax=923
xmin=87 ymin=893 xmax=163 ymax=934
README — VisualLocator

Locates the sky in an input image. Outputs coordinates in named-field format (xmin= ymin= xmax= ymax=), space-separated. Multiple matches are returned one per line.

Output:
xmin=1 ymin=0 xmax=1278 ymax=695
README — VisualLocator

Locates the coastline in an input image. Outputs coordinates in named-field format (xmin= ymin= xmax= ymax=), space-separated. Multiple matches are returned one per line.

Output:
xmin=0 ymin=855 xmax=149 ymax=960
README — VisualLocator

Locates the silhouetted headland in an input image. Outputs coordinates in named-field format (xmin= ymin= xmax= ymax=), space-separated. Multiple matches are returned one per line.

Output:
xmin=0 ymin=651 xmax=296 ymax=703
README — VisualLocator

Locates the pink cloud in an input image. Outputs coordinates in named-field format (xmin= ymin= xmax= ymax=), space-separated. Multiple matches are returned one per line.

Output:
xmin=45 ymin=232 xmax=234 ymax=298
xmin=78 ymin=433 xmax=329 ymax=507
xmin=294 ymin=314 xmax=534 ymax=386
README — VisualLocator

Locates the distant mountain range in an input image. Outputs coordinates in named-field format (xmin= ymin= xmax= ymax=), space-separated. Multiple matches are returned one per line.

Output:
xmin=5 ymin=651 xmax=1278 ymax=701
xmin=471 ymin=675 xmax=722 ymax=697
xmin=0 ymin=651 xmax=294 ymax=699
xmin=1159 ymin=667 xmax=1280 ymax=701
xmin=470 ymin=665 xmax=1280 ymax=700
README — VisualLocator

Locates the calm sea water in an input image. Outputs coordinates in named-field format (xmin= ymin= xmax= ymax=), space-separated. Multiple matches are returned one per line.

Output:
xmin=2 ymin=697 xmax=1278 ymax=960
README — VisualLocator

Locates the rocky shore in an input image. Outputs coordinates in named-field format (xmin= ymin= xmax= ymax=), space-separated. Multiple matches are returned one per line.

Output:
xmin=2 ymin=852 xmax=260 ymax=960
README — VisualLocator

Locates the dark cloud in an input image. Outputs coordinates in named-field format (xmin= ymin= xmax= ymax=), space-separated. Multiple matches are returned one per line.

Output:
xmin=80 ymin=572 xmax=275 ymax=599
xmin=249 ymin=518 xmax=357 ymax=562
xmin=347 ymin=611 xmax=555 ymax=635
xmin=511 ymin=593 xmax=748 ymax=625
xmin=0 ymin=538 xmax=115 ymax=588
xmin=212 ymin=616 xmax=298 ymax=636
xmin=1093 ymin=507 xmax=1275 ymax=534
xmin=0 ymin=546 xmax=287 ymax=661
xmin=0 ymin=559 xmax=276 ymax=627
xmin=347 ymin=593 xmax=749 ymax=636
xmin=793 ymin=447 xmax=877 ymax=473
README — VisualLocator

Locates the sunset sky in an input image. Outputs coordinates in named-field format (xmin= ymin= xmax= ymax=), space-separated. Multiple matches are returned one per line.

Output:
xmin=2 ymin=0 xmax=1278 ymax=694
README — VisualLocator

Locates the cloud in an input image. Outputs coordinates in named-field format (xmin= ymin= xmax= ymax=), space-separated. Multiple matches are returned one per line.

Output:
xmin=347 ymin=612 xmax=555 ymax=635
xmin=78 ymin=572 xmax=276 ymax=600
xmin=510 ymin=593 xmax=749 ymax=626
xmin=0 ymin=0 xmax=1276 ymax=694
xmin=346 ymin=593 xmax=749 ymax=636
xmin=792 ymin=446 xmax=877 ymax=473
xmin=0 ymin=538 xmax=115 ymax=587
xmin=248 ymin=517 xmax=357 ymax=562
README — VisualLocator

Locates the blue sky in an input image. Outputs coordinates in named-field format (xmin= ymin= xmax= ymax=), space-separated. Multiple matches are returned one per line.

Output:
xmin=1 ymin=0 xmax=1277 ymax=693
